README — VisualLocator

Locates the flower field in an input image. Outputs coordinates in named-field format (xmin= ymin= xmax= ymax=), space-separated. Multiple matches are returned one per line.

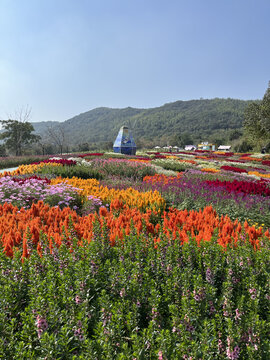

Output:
xmin=0 ymin=151 xmax=270 ymax=359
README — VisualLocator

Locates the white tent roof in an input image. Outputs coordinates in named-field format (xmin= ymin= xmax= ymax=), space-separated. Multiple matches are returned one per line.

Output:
xmin=185 ymin=145 xmax=196 ymax=150
xmin=218 ymin=145 xmax=231 ymax=150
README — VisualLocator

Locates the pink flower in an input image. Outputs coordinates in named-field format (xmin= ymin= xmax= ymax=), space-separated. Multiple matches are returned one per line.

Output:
xmin=75 ymin=295 xmax=82 ymax=304
xmin=35 ymin=315 xmax=48 ymax=338
xmin=235 ymin=308 xmax=241 ymax=320
xmin=120 ymin=288 xmax=125 ymax=297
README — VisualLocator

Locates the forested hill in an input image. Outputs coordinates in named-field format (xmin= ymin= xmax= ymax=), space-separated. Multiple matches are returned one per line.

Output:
xmin=32 ymin=98 xmax=255 ymax=147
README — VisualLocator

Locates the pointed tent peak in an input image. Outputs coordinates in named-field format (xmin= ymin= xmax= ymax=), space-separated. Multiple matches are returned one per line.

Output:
xmin=113 ymin=125 xmax=136 ymax=155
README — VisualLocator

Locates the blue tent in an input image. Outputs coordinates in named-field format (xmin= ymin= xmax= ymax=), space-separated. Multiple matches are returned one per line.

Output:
xmin=113 ymin=126 xmax=136 ymax=155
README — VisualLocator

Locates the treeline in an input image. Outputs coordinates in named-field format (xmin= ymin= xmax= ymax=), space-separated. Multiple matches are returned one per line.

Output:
xmin=2 ymin=97 xmax=264 ymax=156
xmin=31 ymin=98 xmax=254 ymax=151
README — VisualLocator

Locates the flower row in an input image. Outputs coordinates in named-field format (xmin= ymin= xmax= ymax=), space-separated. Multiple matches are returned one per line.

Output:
xmin=1 ymin=201 xmax=269 ymax=260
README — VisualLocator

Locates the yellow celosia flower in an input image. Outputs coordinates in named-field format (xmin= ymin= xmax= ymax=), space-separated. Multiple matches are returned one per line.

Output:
xmin=50 ymin=176 xmax=165 ymax=212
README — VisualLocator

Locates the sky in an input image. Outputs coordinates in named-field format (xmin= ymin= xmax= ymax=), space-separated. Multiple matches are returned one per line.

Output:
xmin=0 ymin=0 xmax=270 ymax=123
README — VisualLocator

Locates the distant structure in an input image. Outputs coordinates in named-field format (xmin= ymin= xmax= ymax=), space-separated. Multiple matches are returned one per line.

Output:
xmin=217 ymin=145 xmax=231 ymax=151
xmin=198 ymin=142 xmax=215 ymax=151
xmin=185 ymin=145 xmax=197 ymax=151
xmin=113 ymin=126 xmax=136 ymax=155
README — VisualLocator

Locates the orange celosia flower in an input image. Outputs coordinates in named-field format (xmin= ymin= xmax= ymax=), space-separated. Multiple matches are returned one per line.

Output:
xmin=248 ymin=171 xmax=270 ymax=179
xmin=0 ymin=201 xmax=268 ymax=258
xmin=201 ymin=168 xmax=220 ymax=173
xmin=240 ymin=156 xmax=262 ymax=162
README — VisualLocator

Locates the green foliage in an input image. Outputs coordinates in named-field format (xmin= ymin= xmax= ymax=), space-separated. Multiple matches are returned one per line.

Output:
xmin=0 ymin=144 xmax=6 ymax=157
xmin=152 ymin=159 xmax=193 ymax=172
xmin=32 ymin=99 xmax=252 ymax=148
xmin=0 ymin=120 xmax=41 ymax=156
xmin=0 ymin=155 xmax=51 ymax=170
xmin=36 ymin=164 xmax=104 ymax=180
xmin=0 ymin=232 xmax=269 ymax=358
xmin=234 ymin=139 xmax=253 ymax=153
xmin=244 ymin=82 xmax=270 ymax=149
xmin=90 ymin=160 xmax=156 ymax=180
xmin=170 ymin=132 xmax=194 ymax=147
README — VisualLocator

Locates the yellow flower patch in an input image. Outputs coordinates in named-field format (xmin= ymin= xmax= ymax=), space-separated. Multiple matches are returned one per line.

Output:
xmin=50 ymin=177 xmax=165 ymax=212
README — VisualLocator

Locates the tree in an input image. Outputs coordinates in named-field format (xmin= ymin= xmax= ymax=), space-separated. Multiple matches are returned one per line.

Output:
xmin=0 ymin=144 xmax=6 ymax=157
xmin=260 ymin=83 xmax=270 ymax=133
xmin=229 ymin=129 xmax=242 ymax=141
xmin=78 ymin=142 xmax=90 ymax=152
xmin=244 ymin=81 xmax=270 ymax=149
xmin=46 ymin=124 xmax=68 ymax=155
xmin=171 ymin=132 xmax=194 ymax=147
xmin=0 ymin=107 xmax=41 ymax=156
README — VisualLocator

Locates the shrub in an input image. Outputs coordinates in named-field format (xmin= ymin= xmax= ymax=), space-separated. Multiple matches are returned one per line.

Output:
xmin=152 ymin=159 xmax=194 ymax=172
xmin=36 ymin=164 xmax=104 ymax=180
xmin=90 ymin=158 xmax=156 ymax=180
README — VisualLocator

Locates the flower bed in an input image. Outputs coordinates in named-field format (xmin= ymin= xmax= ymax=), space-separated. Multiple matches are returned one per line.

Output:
xmin=0 ymin=151 xmax=270 ymax=359
xmin=204 ymin=178 xmax=270 ymax=197
xmin=142 ymin=171 xmax=270 ymax=227
xmin=220 ymin=165 xmax=248 ymax=174
xmin=1 ymin=202 xmax=268 ymax=259
xmin=0 ymin=176 xmax=82 ymax=210
xmin=51 ymin=176 xmax=165 ymax=212
xmin=262 ymin=160 xmax=270 ymax=166
xmin=1 ymin=209 xmax=269 ymax=358
xmin=31 ymin=159 xmax=77 ymax=166
xmin=78 ymin=152 xmax=104 ymax=157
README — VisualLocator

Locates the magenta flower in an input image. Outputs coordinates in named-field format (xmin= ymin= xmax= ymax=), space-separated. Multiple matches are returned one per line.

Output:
xmin=35 ymin=315 xmax=48 ymax=338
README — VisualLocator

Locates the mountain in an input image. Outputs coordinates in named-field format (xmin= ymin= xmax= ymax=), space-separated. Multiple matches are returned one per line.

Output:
xmin=31 ymin=98 xmax=255 ymax=147
xmin=31 ymin=121 xmax=60 ymax=134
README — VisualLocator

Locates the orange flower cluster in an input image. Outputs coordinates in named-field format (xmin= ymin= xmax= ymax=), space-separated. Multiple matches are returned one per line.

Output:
xmin=0 ymin=170 xmax=15 ymax=178
xmin=0 ymin=162 xmax=62 ymax=178
xmin=248 ymin=171 xmax=270 ymax=179
xmin=178 ymin=159 xmax=197 ymax=164
xmin=0 ymin=201 xmax=79 ymax=258
xmin=160 ymin=206 xmax=268 ymax=249
xmin=143 ymin=173 xmax=182 ymax=185
xmin=1 ymin=202 xmax=268 ymax=261
xmin=128 ymin=159 xmax=151 ymax=163
xmin=201 ymin=168 xmax=220 ymax=173
xmin=240 ymin=156 xmax=262 ymax=162
xmin=195 ymin=156 xmax=208 ymax=160
xmin=50 ymin=177 xmax=165 ymax=211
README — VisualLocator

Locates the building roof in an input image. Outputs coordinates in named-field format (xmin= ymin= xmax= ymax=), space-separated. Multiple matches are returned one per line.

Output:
xmin=218 ymin=145 xmax=231 ymax=150
xmin=185 ymin=145 xmax=196 ymax=150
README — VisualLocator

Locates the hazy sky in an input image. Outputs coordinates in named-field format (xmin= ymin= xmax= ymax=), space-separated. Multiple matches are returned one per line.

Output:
xmin=0 ymin=0 xmax=269 ymax=122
